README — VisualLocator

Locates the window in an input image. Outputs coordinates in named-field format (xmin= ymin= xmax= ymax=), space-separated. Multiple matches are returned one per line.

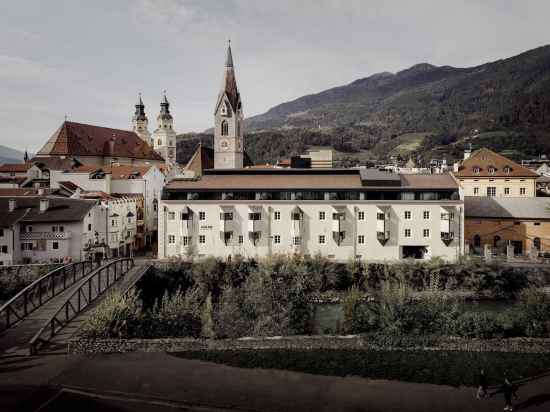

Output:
xmin=274 ymin=235 xmax=281 ymax=244
xmin=319 ymin=235 xmax=325 ymax=244
xmin=473 ymin=167 xmax=480 ymax=175
xmin=52 ymin=241 xmax=59 ymax=250
xmin=404 ymin=229 xmax=411 ymax=238
xmin=423 ymin=229 xmax=430 ymax=238
xmin=332 ymin=212 xmax=345 ymax=220
xmin=182 ymin=236 xmax=191 ymax=246
xmin=26 ymin=226 xmax=32 ymax=233
xmin=21 ymin=242 xmax=33 ymax=251
xmin=274 ymin=211 xmax=281 ymax=220
xmin=358 ymin=235 xmax=365 ymax=244
xmin=168 ymin=235 xmax=175 ymax=244
xmin=319 ymin=211 xmax=326 ymax=220
xmin=220 ymin=212 xmax=233 ymax=220
xmin=488 ymin=167 xmax=496 ymax=175
xmin=238 ymin=235 xmax=243 ymax=244
xmin=504 ymin=166 xmax=512 ymax=174
xmin=199 ymin=235 xmax=205 ymax=244
xmin=291 ymin=212 xmax=301 ymax=221
xmin=168 ymin=212 xmax=175 ymax=220
xmin=128 ymin=217 xmax=132 ymax=224
xmin=473 ymin=235 xmax=481 ymax=248
xmin=423 ymin=211 xmax=430 ymax=220
xmin=199 ymin=211 xmax=206 ymax=220
xmin=404 ymin=211 xmax=411 ymax=220
xmin=534 ymin=237 xmax=541 ymax=251
xmin=88 ymin=224 xmax=92 ymax=231
xmin=487 ymin=187 xmax=496 ymax=197
xmin=504 ymin=187 xmax=510 ymax=195
xmin=534 ymin=222 xmax=541 ymax=226
xmin=221 ymin=120 xmax=229 ymax=136
xmin=292 ymin=236 xmax=301 ymax=246
xmin=248 ymin=212 xmax=261 ymax=220
xmin=111 ymin=219 xmax=117 ymax=227
xmin=520 ymin=187 xmax=526 ymax=195
xmin=377 ymin=212 xmax=385 ymax=220
xmin=1 ymin=245 xmax=7 ymax=254
xmin=473 ymin=187 xmax=479 ymax=195
xmin=157 ymin=139 xmax=162 ymax=146
xmin=0 ymin=229 xmax=3 ymax=237
xmin=358 ymin=211 xmax=365 ymax=220
xmin=493 ymin=236 xmax=501 ymax=248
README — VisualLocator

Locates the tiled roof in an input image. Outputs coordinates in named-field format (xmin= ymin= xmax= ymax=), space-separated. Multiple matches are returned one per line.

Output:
xmin=104 ymin=164 xmax=153 ymax=180
xmin=36 ymin=121 xmax=164 ymax=161
xmin=454 ymin=148 xmax=538 ymax=178
xmin=0 ymin=163 xmax=31 ymax=173
xmin=0 ymin=177 xmax=26 ymax=185
xmin=165 ymin=170 xmax=459 ymax=191
xmin=464 ymin=196 xmax=550 ymax=220
xmin=184 ymin=144 xmax=214 ymax=176
xmin=0 ymin=188 xmax=42 ymax=197
xmin=0 ymin=197 xmax=97 ymax=227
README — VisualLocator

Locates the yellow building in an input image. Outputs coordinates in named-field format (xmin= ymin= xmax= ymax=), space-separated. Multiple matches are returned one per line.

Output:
xmin=453 ymin=148 xmax=538 ymax=197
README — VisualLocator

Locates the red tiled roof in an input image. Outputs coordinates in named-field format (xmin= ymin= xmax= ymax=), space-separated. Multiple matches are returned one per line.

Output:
xmin=0 ymin=163 xmax=31 ymax=173
xmin=36 ymin=121 xmax=164 ymax=161
xmin=104 ymin=164 xmax=153 ymax=180
xmin=454 ymin=148 xmax=538 ymax=178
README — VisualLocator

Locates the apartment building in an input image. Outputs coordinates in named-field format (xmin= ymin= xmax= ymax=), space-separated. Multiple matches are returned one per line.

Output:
xmin=159 ymin=169 xmax=464 ymax=262
xmin=453 ymin=148 xmax=538 ymax=197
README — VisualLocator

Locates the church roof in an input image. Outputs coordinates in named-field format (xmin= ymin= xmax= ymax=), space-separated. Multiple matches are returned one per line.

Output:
xmin=185 ymin=143 xmax=254 ymax=176
xmin=36 ymin=121 xmax=164 ymax=161
xmin=218 ymin=43 xmax=241 ymax=112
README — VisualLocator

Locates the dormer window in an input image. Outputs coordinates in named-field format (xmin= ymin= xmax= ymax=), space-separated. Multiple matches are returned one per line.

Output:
xmin=503 ymin=166 xmax=512 ymax=174
xmin=488 ymin=166 xmax=496 ymax=175
xmin=473 ymin=166 xmax=481 ymax=175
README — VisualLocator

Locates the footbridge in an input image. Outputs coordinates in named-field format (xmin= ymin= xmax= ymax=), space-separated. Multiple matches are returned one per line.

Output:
xmin=0 ymin=258 xmax=152 ymax=356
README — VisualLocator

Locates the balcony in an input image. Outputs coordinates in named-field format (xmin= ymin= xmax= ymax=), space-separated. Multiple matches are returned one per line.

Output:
xmin=332 ymin=207 xmax=346 ymax=246
xmin=376 ymin=207 xmax=390 ymax=245
xmin=219 ymin=206 xmax=235 ymax=234
xmin=20 ymin=231 xmax=72 ymax=240
xmin=290 ymin=207 xmax=303 ymax=237
xmin=440 ymin=207 xmax=455 ymax=246
xmin=180 ymin=206 xmax=193 ymax=236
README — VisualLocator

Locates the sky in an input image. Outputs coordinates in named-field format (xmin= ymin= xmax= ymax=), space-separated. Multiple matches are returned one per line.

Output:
xmin=1 ymin=0 xmax=549 ymax=153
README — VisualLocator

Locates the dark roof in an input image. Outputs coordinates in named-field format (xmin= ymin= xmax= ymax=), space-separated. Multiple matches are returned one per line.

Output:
xmin=165 ymin=169 xmax=459 ymax=191
xmin=29 ymin=156 xmax=85 ymax=171
xmin=454 ymin=148 xmax=538 ymax=178
xmin=0 ymin=177 xmax=26 ymax=186
xmin=0 ymin=197 xmax=97 ymax=227
xmin=464 ymin=196 xmax=550 ymax=220
xmin=36 ymin=121 xmax=164 ymax=161
xmin=185 ymin=144 xmax=253 ymax=176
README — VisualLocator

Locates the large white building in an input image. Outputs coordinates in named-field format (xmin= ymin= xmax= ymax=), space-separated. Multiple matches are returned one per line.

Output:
xmin=159 ymin=169 xmax=464 ymax=262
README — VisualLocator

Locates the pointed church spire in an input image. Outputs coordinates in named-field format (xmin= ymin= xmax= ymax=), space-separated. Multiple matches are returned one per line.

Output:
xmin=225 ymin=39 xmax=234 ymax=68
xmin=24 ymin=149 xmax=29 ymax=163
xmin=159 ymin=90 xmax=172 ymax=119
xmin=134 ymin=93 xmax=147 ymax=121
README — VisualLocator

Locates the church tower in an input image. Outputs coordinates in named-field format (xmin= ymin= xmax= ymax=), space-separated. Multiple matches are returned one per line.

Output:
xmin=132 ymin=94 xmax=152 ymax=144
xmin=214 ymin=41 xmax=244 ymax=169
xmin=152 ymin=92 xmax=177 ymax=165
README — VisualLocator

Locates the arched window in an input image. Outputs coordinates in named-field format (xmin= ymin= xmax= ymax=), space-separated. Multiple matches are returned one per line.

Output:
xmin=493 ymin=235 xmax=501 ymax=248
xmin=534 ymin=237 xmax=541 ymax=251
xmin=473 ymin=234 xmax=481 ymax=248
xmin=221 ymin=120 xmax=229 ymax=136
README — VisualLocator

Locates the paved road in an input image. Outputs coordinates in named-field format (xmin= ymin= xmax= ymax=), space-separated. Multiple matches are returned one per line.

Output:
xmin=2 ymin=351 xmax=549 ymax=412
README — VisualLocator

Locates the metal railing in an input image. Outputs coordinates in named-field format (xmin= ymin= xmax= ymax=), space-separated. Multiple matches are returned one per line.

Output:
xmin=0 ymin=261 xmax=98 ymax=333
xmin=29 ymin=258 xmax=134 ymax=355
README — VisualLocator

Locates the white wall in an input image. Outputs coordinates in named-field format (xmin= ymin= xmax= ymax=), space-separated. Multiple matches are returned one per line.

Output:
xmin=159 ymin=200 xmax=464 ymax=262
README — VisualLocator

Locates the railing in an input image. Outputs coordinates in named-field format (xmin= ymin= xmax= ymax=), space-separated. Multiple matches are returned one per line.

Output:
xmin=20 ymin=231 xmax=72 ymax=240
xmin=0 ymin=261 xmax=98 ymax=333
xmin=29 ymin=258 xmax=134 ymax=355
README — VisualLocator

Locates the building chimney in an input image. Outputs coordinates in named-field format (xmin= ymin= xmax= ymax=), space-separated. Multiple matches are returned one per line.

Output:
xmin=8 ymin=199 xmax=16 ymax=212
xmin=39 ymin=198 xmax=49 ymax=213
xmin=464 ymin=143 xmax=473 ymax=160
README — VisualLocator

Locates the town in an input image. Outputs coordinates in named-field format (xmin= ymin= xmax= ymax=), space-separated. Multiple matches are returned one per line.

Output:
xmin=1 ymin=3 xmax=550 ymax=411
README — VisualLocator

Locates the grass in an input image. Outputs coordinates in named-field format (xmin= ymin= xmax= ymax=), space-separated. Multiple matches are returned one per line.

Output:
xmin=170 ymin=349 xmax=550 ymax=387
xmin=390 ymin=132 xmax=432 ymax=157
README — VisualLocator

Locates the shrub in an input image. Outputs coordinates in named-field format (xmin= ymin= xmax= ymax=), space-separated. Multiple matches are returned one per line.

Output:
xmin=149 ymin=288 xmax=202 ymax=338
xmin=81 ymin=291 xmax=143 ymax=339
xmin=514 ymin=288 xmax=550 ymax=337
xmin=342 ymin=287 xmax=375 ymax=333
xmin=453 ymin=312 xmax=502 ymax=339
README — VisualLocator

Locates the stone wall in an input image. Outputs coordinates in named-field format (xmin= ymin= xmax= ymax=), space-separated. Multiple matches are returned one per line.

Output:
xmin=68 ymin=334 xmax=550 ymax=355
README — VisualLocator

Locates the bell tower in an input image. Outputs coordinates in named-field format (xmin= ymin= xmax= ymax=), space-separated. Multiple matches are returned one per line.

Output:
xmin=214 ymin=41 xmax=244 ymax=169
xmin=132 ymin=93 xmax=151 ymax=144
xmin=152 ymin=92 xmax=177 ymax=165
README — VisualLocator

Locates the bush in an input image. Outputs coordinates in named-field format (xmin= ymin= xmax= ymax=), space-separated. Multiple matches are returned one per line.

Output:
xmin=453 ymin=312 xmax=502 ymax=339
xmin=149 ymin=288 xmax=202 ymax=338
xmin=514 ymin=288 xmax=550 ymax=337
xmin=81 ymin=291 xmax=143 ymax=339
xmin=342 ymin=287 xmax=375 ymax=333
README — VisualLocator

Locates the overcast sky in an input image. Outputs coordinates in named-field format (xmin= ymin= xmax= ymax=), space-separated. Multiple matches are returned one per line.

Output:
xmin=1 ymin=0 xmax=549 ymax=153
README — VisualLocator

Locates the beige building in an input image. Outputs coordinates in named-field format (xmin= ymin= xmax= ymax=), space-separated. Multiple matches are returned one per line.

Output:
xmin=453 ymin=148 xmax=538 ymax=197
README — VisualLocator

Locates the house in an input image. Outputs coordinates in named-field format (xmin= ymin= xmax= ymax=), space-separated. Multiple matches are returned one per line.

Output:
xmin=159 ymin=169 xmax=464 ymax=262
xmin=464 ymin=196 xmax=550 ymax=258
xmin=453 ymin=148 xmax=538 ymax=197
xmin=0 ymin=196 xmax=100 ymax=265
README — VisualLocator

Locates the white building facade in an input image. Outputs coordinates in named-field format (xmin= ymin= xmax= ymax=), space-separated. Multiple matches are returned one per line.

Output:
xmin=159 ymin=170 xmax=464 ymax=262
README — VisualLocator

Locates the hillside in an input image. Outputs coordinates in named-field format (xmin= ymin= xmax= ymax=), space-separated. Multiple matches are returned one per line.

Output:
xmin=179 ymin=45 xmax=550 ymax=165
xmin=0 ymin=145 xmax=25 ymax=164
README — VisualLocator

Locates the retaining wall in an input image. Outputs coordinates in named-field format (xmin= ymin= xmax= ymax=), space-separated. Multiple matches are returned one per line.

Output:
xmin=68 ymin=334 xmax=550 ymax=355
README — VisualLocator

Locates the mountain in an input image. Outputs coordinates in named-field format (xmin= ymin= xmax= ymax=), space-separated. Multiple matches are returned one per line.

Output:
xmin=0 ymin=145 xmax=26 ymax=164
xmin=179 ymin=45 xmax=550 ymax=166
